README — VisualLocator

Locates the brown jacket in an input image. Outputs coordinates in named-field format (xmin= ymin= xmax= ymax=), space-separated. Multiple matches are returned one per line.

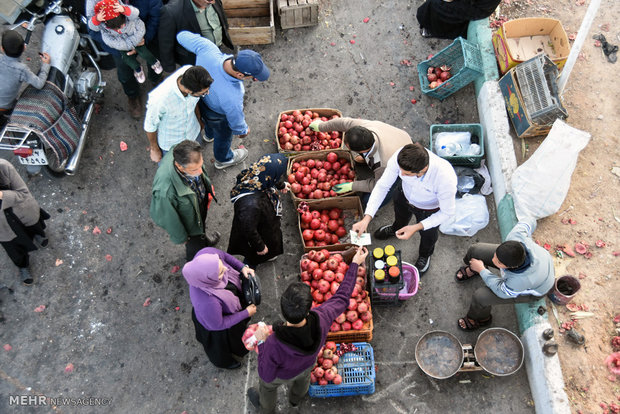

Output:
xmin=318 ymin=118 xmax=413 ymax=193
xmin=0 ymin=159 xmax=41 ymax=242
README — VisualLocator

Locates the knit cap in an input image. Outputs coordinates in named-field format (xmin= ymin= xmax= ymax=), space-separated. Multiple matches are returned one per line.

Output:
xmin=94 ymin=0 xmax=122 ymax=21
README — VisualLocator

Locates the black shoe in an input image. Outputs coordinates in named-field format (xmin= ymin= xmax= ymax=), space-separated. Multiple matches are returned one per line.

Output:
xmin=415 ymin=256 xmax=431 ymax=274
xmin=224 ymin=361 xmax=241 ymax=369
xmin=247 ymin=387 xmax=260 ymax=409
xmin=33 ymin=234 xmax=49 ymax=249
xmin=19 ymin=268 xmax=34 ymax=285
xmin=205 ymin=231 xmax=221 ymax=247
xmin=374 ymin=225 xmax=395 ymax=240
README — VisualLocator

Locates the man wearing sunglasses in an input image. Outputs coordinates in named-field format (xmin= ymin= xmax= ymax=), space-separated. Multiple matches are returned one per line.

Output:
xmin=144 ymin=65 xmax=212 ymax=163
xmin=177 ymin=30 xmax=270 ymax=169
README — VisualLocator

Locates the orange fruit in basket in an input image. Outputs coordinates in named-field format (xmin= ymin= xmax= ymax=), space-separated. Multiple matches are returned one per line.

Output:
xmin=389 ymin=266 xmax=400 ymax=277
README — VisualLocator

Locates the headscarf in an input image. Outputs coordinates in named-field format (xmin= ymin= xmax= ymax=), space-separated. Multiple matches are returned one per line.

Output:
xmin=182 ymin=253 xmax=242 ymax=313
xmin=230 ymin=154 xmax=287 ymax=215
xmin=94 ymin=0 xmax=122 ymax=20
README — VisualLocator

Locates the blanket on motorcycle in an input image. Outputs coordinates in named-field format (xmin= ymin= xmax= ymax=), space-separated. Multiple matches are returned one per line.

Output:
xmin=9 ymin=82 xmax=80 ymax=164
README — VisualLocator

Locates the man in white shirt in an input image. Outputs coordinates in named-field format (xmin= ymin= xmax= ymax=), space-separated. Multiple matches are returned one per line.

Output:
xmin=352 ymin=143 xmax=457 ymax=274
xmin=144 ymin=65 xmax=212 ymax=163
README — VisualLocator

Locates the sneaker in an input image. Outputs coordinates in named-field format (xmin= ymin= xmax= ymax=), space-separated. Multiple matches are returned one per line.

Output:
xmin=19 ymin=268 xmax=34 ymax=286
xmin=205 ymin=231 xmax=220 ymax=247
xmin=415 ymin=255 xmax=431 ymax=274
xmin=33 ymin=234 xmax=49 ymax=249
xmin=374 ymin=225 xmax=395 ymax=240
xmin=127 ymin=96 xmax=142 ymax=119
xmin=134 ymin=67 xmax=146 ymax=83
xmin=247 ymin=387 xmax=260 ymax=409
xmin=420 ymin=27 xmax=432 ymax=38
xmin=214 ymin=148 xmax=248 ymax=170
xmin=151 ymin=60 xmax=163 ymax=75
xmin=201 ymin=129 xmax=214 ymax=143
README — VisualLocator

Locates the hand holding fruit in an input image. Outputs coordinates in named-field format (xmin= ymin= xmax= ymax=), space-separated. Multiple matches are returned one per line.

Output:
xmin=333 ymin=182 xmax=352 ymax=194
xmin=238 ymin=126 xmax=250 ymax=138
xmin=352 ymin=215 xmax=372 ymax=236
xmin=352 ymin=246 xmax=369 ymax=265
xmin=246 ymin=304 xmax=257 ymax=317
xmin=468 ymin=258 xmax=485 ymax=274
xmin=254 ymin=323 xmax=269 ymax=341
xmin=309 ymin=120 xmax=322 ymax=132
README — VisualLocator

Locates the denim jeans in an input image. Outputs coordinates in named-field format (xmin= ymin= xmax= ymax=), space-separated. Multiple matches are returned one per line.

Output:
xmin=198 ymin=100 xmax=234 ymax=162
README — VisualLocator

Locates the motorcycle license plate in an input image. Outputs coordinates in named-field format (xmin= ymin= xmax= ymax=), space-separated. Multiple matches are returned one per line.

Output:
xmin=18 ymin=149 xmax=48 ymax=166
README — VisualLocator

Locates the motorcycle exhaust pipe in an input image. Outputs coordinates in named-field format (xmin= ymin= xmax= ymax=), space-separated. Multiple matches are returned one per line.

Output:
xmin=65 ymin=53 xmax=102 ymax=175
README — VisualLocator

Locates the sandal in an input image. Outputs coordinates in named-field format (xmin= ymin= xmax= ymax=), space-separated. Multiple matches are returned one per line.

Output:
xmin=455 ymin=265 xmax=479 ymax=282
xmin=457 ymin=315 xmax=492 ymax=331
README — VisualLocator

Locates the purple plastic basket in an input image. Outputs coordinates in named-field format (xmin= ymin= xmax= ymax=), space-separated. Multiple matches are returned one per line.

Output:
xmin=375 ymin=262 xmax=419 ymax=300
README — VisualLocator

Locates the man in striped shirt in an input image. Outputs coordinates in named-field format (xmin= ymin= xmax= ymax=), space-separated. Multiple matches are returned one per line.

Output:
xmin=144 ymin=65 xmax=211 ymax=163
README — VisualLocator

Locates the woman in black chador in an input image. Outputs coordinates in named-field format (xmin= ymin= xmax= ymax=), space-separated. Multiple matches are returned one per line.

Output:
xmin=416 ymin=0 xmax=502 ymax=39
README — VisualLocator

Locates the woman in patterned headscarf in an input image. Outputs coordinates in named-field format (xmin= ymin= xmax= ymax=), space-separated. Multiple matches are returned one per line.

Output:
xmin=227 ymin=154 xmax=289 ymax=267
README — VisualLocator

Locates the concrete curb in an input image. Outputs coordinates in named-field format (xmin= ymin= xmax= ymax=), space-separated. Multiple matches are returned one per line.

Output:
xmin=467 ymin=19 xmax=571 ymax=414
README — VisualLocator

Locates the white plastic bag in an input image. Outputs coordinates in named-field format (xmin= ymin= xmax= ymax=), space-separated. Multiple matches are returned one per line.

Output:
xmin=439 ymin=194 xmax=489 ymax=237
xmin=512 ymin=120 xmax=591 ymax=221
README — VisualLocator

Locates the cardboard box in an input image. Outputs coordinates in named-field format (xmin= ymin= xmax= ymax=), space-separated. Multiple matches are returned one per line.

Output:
xmin=297 ymin=196 xmax=362 ymax=252
xmin=288 ymin=149 xmax=355 ymax=203
xmin=275 ymin=108 xmax=344 ymax=155
xmin=277 ymin=0 xmax=319 ymax=29
xmin=492 ymin=18 xmax=570 ymax=74
xmin=223 ymin=0 xmax=275 ymax=45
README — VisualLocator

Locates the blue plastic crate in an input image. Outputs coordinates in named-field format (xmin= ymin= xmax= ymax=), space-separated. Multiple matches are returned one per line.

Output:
xmin=308 ymin=342 xmax=375 ymax=398
xmin=417 ymin=37 xmax=484 ymax=100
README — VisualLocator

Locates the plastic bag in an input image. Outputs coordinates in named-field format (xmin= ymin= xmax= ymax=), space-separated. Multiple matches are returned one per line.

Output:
xmin=439 ymin=194 xmax=489 ymax=237
xmin=453 ymin=167 xmax=485 ymax=197
xmin=512 ymin=120 xmax=591 ymax=221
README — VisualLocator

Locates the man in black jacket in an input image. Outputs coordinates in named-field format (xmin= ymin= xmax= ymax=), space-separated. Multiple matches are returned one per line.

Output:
xmin=158 ymin=0 xmax=233 ymax=73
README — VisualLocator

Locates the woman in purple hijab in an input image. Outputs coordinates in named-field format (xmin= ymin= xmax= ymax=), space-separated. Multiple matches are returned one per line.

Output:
xmin=183 ymin=247 xmax=258 ymax=369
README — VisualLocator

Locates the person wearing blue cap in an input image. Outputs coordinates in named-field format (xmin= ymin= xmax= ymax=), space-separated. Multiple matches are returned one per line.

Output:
xmin=176 ymin=31 xmax=270 ymax=169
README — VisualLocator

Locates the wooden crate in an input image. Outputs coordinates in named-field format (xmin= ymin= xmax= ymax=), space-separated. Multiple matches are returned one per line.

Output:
xmin=223 ymin=0 xmax=275 ymax=45
xmin=277 ymin=0 xmax=319 ymax=29
xmin=297 ymin=196 xmax=362 ymax=252
xmin=287 ymin=149 xmax=355 ymax=204
xmin=275 ymin=107 xmax=344 ymax=155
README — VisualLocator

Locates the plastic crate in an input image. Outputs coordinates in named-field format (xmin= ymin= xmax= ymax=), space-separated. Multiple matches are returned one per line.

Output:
xmin=429 ymin=123 xmax=485 ymax=168
xmin=369 ymin=250 xmax=404 ymax=305
xmin=309 ymin=342 xmax=375 ymax=397
xmin=514 ymin=54 xmax=567 ymax=126
xmin=417 ymin=37 xmax=484 ymax=100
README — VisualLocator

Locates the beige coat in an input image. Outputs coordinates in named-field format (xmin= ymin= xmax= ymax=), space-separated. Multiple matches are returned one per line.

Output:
xmin=318 ymin=118 xmax=413 ymax=193
xmin=0 ymin=159 xmax=41 ymax=242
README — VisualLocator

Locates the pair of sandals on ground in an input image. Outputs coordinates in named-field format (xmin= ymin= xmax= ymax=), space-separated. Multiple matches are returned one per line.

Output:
xmin=455 ymin=264 xmax=492 ymax=331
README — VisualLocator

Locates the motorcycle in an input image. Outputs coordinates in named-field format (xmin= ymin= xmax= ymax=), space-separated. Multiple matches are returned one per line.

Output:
xmin=0 ymin=0 xmax=108 ymax=176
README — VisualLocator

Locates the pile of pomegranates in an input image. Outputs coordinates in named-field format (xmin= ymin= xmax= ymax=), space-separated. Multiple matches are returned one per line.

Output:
xmin=299 ymin=204 xmax=348 ymax=248
xmin=278 ymin=110 xmax=342 ymax=152
xmin=288 ymin=152 xmax=355 ymax=200
xmin=426 ymin=65 xmax=452 ymax=89
xmin=299 ymin=249 xmax=372 ymax=332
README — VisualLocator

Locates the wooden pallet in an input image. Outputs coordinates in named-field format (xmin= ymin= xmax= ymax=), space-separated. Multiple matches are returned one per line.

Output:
xmin=223 ymin=0 xmax=275 ymax=45
xmin=277 ymin=0 xmax=319 ymax=29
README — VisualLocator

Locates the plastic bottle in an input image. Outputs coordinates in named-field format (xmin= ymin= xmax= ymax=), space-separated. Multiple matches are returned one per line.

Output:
xmin=465 ymin=143 xmax=481 ymax=156
xmin=437 ymin=142 xmax=462 ymax=157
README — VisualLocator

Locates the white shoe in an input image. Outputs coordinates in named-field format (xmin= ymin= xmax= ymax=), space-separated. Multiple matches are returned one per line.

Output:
xmin=201 ymin=129 xmax=214 ymax=143
xmin=151 ymin=60 xmax=163 ymax=75
xmin=134 ymin=67 xmax=146 ymax=83
xmin=214 ymin=148 xmax=248 ymax=169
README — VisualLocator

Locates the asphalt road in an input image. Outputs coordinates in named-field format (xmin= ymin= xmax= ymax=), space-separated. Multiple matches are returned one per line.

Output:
xmin=0 ymin=1 xmax=534 ymax=413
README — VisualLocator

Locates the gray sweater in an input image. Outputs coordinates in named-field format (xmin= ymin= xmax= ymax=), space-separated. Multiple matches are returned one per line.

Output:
xmin=0 ymin=159 xmax=42 ymax=242
xmin=480 ymin=218 xmax=555 ymax=299
xmin=88 ymin=4 xmax=145 ymax=51
xmin=0 ymin=54 xmax=50 ymax=110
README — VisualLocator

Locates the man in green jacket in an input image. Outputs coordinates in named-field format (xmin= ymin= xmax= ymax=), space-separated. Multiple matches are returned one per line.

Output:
xmin=150 ymin=140 xmax=220 ymax=261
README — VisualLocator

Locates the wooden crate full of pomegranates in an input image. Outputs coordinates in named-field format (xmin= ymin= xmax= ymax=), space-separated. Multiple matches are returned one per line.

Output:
xmin=299 ymin=250 xmax=373 ymax=343
xmin=287 ymin=149 xmax=356 ymax=204
xmin=276 ymin=108 xmax=345 ymax=154
xmin=297 ymin=197 xmax=362 ymax=252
